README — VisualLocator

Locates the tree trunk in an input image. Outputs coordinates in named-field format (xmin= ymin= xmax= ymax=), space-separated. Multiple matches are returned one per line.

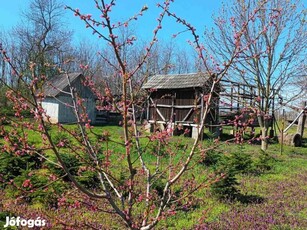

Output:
xmin=258 ymin=114 xmax=270 ymax=151
xmin=261 ymin=127 xmax=268 ymax=151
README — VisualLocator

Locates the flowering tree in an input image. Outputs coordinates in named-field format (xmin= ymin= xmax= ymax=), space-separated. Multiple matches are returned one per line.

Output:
xmin=0 ymin=0 xmax=286 ymax=229
xmin=206 ymin=0 xmax=306 ymax=150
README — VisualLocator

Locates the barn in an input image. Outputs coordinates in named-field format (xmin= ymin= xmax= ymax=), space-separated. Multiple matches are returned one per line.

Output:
xmin=142 ymin=73 xmax=220 ymax=138
xmin=42 ymin=72 xmax=96 ymax=124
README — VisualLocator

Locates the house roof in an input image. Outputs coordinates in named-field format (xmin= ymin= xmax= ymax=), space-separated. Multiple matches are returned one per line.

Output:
xmin=43 ymin=72 xmax=82 ymax=97
xmin=142 ymin=73 xmax=211 ymax=89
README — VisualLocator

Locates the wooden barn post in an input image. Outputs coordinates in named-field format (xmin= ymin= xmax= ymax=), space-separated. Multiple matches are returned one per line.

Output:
xmin=297 ymin=101 xmax=307 ymax=137
xmin=171 ymin=92 xmax=176 ymax=125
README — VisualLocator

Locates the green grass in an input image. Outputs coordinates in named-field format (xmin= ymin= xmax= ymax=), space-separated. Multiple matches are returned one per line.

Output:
xmin=1 ymin=120 xmax=307 ymax=229
xmin=156 ymin=135 xmax=307 ymax=229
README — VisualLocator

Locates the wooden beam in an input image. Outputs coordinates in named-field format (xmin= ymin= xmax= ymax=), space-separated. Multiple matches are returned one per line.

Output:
xmin=284 ymin=109 xmax=305 ymax=132
xmin=200 ymin=91 xmax=204 ymax=121
xmin=150 ymin=98 xmax=166 ymax=121
xmin=171 ymin=93 xmax=175 ymax=122
xmin=146 ymin=95 xmax=150 ymax=120
xmin=155 ymin=104 xmax=201 ymax=109
xmin=182 ymin=108 xmax=194 ymax=122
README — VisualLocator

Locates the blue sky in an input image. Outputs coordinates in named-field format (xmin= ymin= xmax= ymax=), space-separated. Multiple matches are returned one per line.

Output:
xmin=0 ymin=0 xmax=223 ymax=45
xmin=0 ymin=0 xmax=306 ymax=46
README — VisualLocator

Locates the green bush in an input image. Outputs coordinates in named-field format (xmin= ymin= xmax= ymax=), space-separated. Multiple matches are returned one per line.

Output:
xmin=208 ymin=146 xmax=275 ymax=200
xmin=77 ymin=170 xmax=100 ymax=189
xmin=202 ymin=149 xmax=223 ymax=166
xmin=44 ymin=152 xmax=81 ymax=180
xmin=4 ymin=168 xmax=69 ymax=208
xmin=51 ymin=132 xmax=72 ymax=147
xmin=0 ymin=104 xmax=13 ymax=117
xmin=0 ymin=151 xmax=42 ymax=188
xmin=44 ymin=152 xmax=101 ymax=189
xmin=252 ymin=151 xmax=276 ymax=174
xmin=211 ymin=170 xmax=240 ymax=199
xmin=28 ymin=172 xmax=69 ymax=208
xmin=226 ymin=151 xmax=253 ymax=175
xmin=209 ymin=147 xmax=254 ymax=200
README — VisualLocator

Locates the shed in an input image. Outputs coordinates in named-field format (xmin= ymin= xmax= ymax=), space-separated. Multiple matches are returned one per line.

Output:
xmin=42 ymin=73 xmax=96 ymax=124
xmin=142 ymin=73 xmax=220 ymax=138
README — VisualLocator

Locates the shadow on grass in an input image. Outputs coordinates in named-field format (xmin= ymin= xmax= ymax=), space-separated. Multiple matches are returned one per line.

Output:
xmin=219 ymin=192 xmax=266 ymax=205
xmin=202 ymin=132 xmax=237 ymax=142
xmin=235 ymin=193 xmax=265 ymax=204
xmin=301 ymin=138 xmax=307 ymax=147
xmin=218 ymin=133 xmax=236 ymax=142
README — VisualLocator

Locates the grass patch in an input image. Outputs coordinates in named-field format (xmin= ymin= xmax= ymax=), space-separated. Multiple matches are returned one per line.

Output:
xmin=0 ymin=122 xmax=307 ymax=229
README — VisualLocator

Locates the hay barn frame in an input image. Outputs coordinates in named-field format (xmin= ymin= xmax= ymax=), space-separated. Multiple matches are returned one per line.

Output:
xmin=143 ymin=73 xmax=277 ymax=139
xmin=142 ymin=73 xmax=220 ymax=138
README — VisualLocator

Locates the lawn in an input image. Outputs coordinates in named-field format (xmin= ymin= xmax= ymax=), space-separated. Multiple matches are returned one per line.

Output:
xmin=153 ymin=140 xmax=307 ymax=230
xmin=0 ymin=122 xmax=307 ymax=229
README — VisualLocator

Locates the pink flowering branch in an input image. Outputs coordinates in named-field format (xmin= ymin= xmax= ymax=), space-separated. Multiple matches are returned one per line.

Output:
xmin=1 ymin=0 xmax=289 ymax=229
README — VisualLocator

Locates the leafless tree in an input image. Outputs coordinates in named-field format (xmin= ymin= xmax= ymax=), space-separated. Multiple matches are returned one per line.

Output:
xmin=10 ymin=0 xmax=73 ymax=82
xmin=206 ymin=0 xmax=307 ymax=150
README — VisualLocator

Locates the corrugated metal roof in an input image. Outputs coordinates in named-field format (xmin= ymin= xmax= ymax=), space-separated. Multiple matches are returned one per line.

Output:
xmin=142 ymin=73 xmax=210 ymax=89
xmin=43 ymin=73 xmax=82 ymax=97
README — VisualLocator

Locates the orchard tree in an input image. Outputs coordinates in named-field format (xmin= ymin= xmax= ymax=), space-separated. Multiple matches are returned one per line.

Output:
xmin=206 ymin=0 xmax=307 ymax=150
xmin=0 ymin=0 xmax=284 ymax=229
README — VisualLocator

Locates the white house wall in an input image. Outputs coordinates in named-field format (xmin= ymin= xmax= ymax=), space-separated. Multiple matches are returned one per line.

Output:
xmin=42 ymin=100 xmax=59 ymax=124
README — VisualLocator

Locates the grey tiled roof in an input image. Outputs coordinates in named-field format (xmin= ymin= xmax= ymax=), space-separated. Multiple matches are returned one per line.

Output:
xmin=142 ymin=73 xmax=210 ymax=89
xmin=43 ymin=73 xmax=82 ymax=97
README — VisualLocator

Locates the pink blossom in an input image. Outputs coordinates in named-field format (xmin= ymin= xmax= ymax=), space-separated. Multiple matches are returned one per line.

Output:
xmin=22 ymin=179 xmax=32 ymax=188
